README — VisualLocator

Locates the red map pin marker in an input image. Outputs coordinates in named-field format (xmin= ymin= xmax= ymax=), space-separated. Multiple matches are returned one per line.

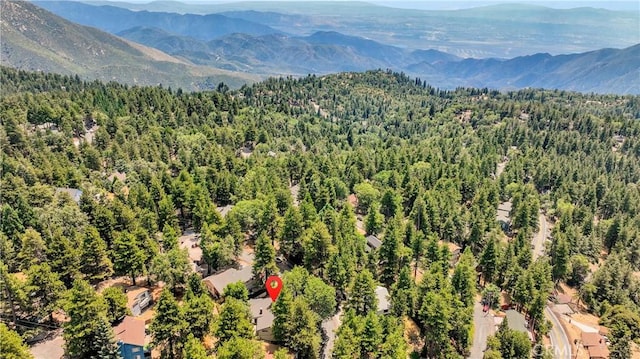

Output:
xmin=265 ymin=275 xmax=283 ymax=302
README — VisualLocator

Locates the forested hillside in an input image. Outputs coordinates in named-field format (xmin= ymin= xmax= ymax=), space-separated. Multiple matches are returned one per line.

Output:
xmin=1 ymin=67 xmax=640 ymax=358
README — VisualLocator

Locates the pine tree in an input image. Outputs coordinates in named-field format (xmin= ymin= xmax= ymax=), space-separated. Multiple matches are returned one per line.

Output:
xmin=112 ymin=232 xmax=146 ymax=286
xmin=379 ymin=217 xmax=402 ymax=286
xmin=63 ymin=279 xmax=107 ymax=359
xmin=365 ymin=202 xmax=383 ymax=235
xmin=182 ymin=334 xmax=209 ymax=359
xmin=92 ymin=317 xmax=122 ymax=359
xmin=451 ymin=249 xmax=477 ymax=307
xmin=286 ymin=297 xmax=321 ymax=359
xmin=280 ymin=206 xmax=304 ymax=262
xmin=360 ymin=312 xmax=382 ymax=357
xmin=183 ymin=285 xmax=215 ymax=340
xmin=0 ymin=322 xmax=34 ymax=359
xmin=17 ymin=228 xmax=47 ymax=270
xmin=253 ymin=233 xmax=278 ymax=283
xmin=81 ymin=226 xmax=113 ymax=282
xmin=102 ymin=286 xmax=129 ymax=324
xmin=272 ymin=287 xmax=293 ymax=342
xmin=348 ymin=269 xmax=378 ymax=316
xmin=215 ymin=297 xmax=254 ymax=344
xmin=480 ymin=235 xmax=499 ymax=284
xmin=150 ymin=288 xmax=186 ymax=358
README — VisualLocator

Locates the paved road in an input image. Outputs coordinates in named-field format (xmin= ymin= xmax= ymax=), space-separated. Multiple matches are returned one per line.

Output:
xmin=468 ymin=300 xmax=496 ymax=359
xmin=545 ymin=307 xmax=572 ymax=359
xmin=532 ymin=211 xmax=549 ymax=260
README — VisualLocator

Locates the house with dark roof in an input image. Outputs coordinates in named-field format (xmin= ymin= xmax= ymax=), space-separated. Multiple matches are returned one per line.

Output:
xmin=365 ymin=235 xmax=382 ymax=252
xmin=249 ymin=297 xmax=275 ymax=341
xmin=203 ymin=266 xmax=257 ymax=298
xmin=114 ymin=316 xmax=148 ymax=359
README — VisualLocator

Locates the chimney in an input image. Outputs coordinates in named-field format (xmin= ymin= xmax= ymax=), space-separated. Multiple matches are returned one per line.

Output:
xmin=259 ymin=308 xmax=263 ymax=315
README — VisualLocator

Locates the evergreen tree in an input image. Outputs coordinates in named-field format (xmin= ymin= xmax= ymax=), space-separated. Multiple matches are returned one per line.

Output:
xmin=348 ymin=269 xmax=378 ymax=316
xmin=480 ymin=235 xmax=499 ymax=284
xmin=25 ymin=263 xmax=65 ymax=320
xmin=183 ymin=285 xmax=215 ymax=340
xmin=365 ymin=202 xmax=384 ymax=235
xmin=223 ymin=281 xmax=249 ymax=302
xmin=215 ymin=297 xmax=254 ymax=343
xmin=217 ymin=337 xmax=265 ymax=359
xmin=63 ymin=279 xmax=107 ymax=359
xmin=182 ymin=334 xmax=210 ymax=359
xmin=17 ymin=228 xmax=47 ymax=270
xmin=0 ymin=322 xmax=34 ymax=359
xmin=102 ymin=286 xmax=129 ymax=324
xmin=92 ymin=316 xmax=122 ymax=359
xmin=112 ymin=232 xmax=146 ymax=286
xmin=286 ymin=297 xmax=321 ymax=359
xmin=360 ymin=312 xmax=382 ymax=357
xmin=451 ymin=249 xmax=477 ymax=307
xmin=150 ymin=288 xmax=187 ymax=358
xmin=81 ymin=226 xmax=113 ymax=282
xmin=253 ymin=233 xmax=278 ymax=282
xmin=280 ymin=206 xmax=304 ymax=262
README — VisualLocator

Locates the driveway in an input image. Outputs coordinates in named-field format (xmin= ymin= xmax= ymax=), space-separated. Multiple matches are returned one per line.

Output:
xmin=321 ymin=306 xmax=343 ymax=358
xmin=468 ymin=300 xmax=495 ymax=359
xmin=30 ymin=331 xmax=64 ymax=359
xmin=545 ymin=307 xmax=572 ymax=359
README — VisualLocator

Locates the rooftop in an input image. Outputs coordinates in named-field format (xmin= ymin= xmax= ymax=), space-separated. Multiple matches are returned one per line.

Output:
xmin=582 ymin=332 xmax=604 ymax=347
xmin=249 ymin=297 xmax=275 ymax=331
xmin=375 ymin=286 xmax=390 ymax=313
xmin=366 ymin=235 xmax=382 ymax=251
xmin=113 ymin=316 xmax=145 ymax=347
xmin=216 ymin=205 xmax=234 ymax=218
xmin=203 ymin=266 xmax=254 ymax=295
xmin=587 ymin=344 xmax=609 ymax=359
xmin=505 ymin=310 xmax=528 ymax=334
xmin=55 ymin=187 xmax=83 ymax=204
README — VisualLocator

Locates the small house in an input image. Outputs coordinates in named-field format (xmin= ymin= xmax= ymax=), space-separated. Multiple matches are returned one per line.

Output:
xmin=365 ymin=235 xmax=382 ymax=252
xmin=582 ymin=332 xmax=609 ymax=359
xmin=249 ymin=297 xmax=275 ymax=341
xmin=114 ymin=316 xmax=148 ymax=359
xmin=203 ymin=266 xmax=256 ymax=298
xmin=375 ymin=286 xmax=390 ymax=315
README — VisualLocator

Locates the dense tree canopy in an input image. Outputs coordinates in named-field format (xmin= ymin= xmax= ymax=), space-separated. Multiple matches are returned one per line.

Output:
xmin=1 ymin=67 xmax=639 ymax=357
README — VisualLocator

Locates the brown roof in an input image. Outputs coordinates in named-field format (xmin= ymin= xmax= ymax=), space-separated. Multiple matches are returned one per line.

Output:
xmin=582 ymin=332 xmax=604 ymax=347
xmin=114 ymin=316 xmax=146 ymax=346
xmin=587 ymin=345 xmax=609 ymax=359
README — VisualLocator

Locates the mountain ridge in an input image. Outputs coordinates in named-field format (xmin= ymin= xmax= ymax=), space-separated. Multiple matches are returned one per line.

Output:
xmin=0 ymin=0 xmax=258 ymax=89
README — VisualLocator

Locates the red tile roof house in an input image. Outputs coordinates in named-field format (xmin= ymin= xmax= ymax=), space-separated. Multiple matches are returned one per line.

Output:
xmin=114 ymin=316 xmax=148 ymax=359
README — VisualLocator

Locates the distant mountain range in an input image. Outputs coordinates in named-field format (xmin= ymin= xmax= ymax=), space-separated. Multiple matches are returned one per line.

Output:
xmin=0 ymin=1 xmax=256 ymax=90
xmin=3 ymin=1 xmax=639 ymax=94
xmin=35 ymin=1 xmax=639 ymax=58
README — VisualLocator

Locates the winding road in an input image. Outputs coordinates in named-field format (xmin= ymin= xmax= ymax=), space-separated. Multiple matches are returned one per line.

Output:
xmin=545 ymin=307 xmax=572 ymax=359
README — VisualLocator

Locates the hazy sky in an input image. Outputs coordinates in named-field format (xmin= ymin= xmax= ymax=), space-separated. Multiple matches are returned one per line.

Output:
xmin=93 ymin=0 xmax=640 ymax=11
